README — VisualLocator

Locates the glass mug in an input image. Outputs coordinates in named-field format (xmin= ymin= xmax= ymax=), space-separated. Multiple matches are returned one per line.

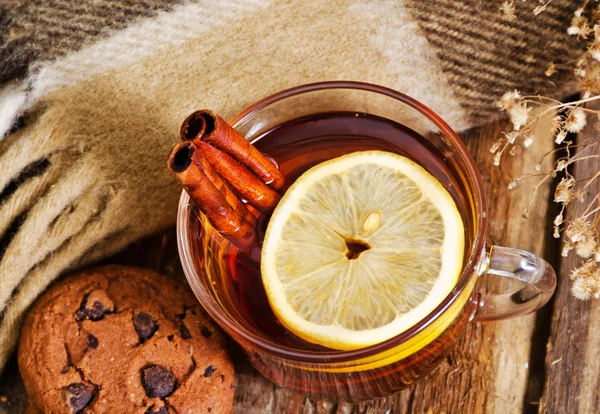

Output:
xmin=177 ymin=81 xmax=556 ymax=402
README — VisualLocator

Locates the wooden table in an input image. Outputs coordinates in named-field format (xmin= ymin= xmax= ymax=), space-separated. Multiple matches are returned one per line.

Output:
xmin=1 ymin=113 xmax=598 ymax=413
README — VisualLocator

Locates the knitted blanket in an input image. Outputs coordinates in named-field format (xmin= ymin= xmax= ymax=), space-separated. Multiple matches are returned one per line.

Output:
xmin=0 ymin=0 xmax=580 ymax=371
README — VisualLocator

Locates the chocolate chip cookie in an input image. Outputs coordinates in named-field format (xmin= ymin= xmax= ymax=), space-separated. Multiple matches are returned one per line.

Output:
xmin=18 ymin=266 xmax=235 ymax=413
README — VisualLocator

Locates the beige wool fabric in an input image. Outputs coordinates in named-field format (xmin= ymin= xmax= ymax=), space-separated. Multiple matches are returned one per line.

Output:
xmin=0 ymin=0 xmax=580 ymax=371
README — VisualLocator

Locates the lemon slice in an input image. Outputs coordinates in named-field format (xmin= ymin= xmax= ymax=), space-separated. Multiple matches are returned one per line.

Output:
xmin=261 ymin=150 xmax=464 ymax=350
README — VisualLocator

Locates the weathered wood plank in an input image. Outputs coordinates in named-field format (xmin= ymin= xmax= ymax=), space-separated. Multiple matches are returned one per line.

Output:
xmin=488 ymin=114 xmax=558 ymax=413
xmin=541 ymin=102 xmax=600 ymax=414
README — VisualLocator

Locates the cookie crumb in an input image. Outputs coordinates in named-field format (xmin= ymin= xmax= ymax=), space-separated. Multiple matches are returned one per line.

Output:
xmin=201 ymin=327 xmax=212 ymax=338
xmin=0 ymin=396 xmax=7 ymax=403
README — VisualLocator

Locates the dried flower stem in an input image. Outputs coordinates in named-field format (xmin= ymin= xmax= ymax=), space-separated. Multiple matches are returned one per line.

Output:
xmin=493 ymin=0 xmax=600 ymax=299
xmin=582 ymin=193 xmax=600 ymax=216
xmin=524 ymin=174 xmax=553 ymax=219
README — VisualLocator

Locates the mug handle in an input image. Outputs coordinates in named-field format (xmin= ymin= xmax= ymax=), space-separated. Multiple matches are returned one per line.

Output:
xmin=472 ymin=245 xmax=557 ymax=321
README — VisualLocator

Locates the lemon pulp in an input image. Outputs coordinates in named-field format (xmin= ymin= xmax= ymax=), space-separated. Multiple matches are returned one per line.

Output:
xmin=261 ymin=150 xmax=464 ymax=350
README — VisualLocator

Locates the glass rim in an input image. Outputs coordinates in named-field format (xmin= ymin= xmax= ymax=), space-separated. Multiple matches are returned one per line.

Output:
xmin=177 ymin=81 xmax=487 ymax=363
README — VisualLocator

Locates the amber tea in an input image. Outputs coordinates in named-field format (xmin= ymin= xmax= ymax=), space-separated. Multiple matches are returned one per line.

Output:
xmin=185 ymin=111 xmax=475 ymax=387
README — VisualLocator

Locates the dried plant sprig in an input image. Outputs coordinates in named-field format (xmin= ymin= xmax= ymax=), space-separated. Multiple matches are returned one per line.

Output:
xmin=495 ymin=0 xmax=600 ymax=300
xmin=533 ymin=0 xmax=554 ymax=16
xmin=570 ymin=257 xmax=600 ymax=300
xmin=500 ymin=1 xmax=516 ymax=19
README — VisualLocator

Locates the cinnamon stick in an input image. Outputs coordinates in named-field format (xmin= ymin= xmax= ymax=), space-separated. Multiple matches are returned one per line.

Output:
xmin=180 ymin=111 xmax=207 ymax=143
xmin=190 ymin=146 xmax=258 ymax=225
xmin=180 ymin=109 xmax=286 ymax=190
xmin=167 ymin=142 xmax=254 ymax=249
xmin=196 ymin=141 xmax=281 ymax=212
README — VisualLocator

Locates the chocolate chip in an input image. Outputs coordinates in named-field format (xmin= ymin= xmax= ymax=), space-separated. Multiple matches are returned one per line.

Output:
xmin=75 ymin=302 xmax=104 ymax=321
xmin=167 ymin=335 xmax=174 ymax=342
xmin=208 ymin=408 xmax=212 ymax=413
xmin=179 ymin=322 xmax=191 ymax=340
xmin=65 ymin=383 xmax=96 ymax=414
xmin=60 ymin=366 xmax=69 ymax=375
xmin=201 ymin=326 xmax=212 ymax=338
xmin=75 ymin=290 xmax=114 ymax=321
xmin=87 ymin=334 xmax=99 ymax=350
xmin=141 ymin=365 xmax=176 ymax=398
xmin=203 ymin=366 xmax=216 ymax=377
xmin=145 ymin=407 xmax=168 ymax=414
xmin=219 ymin=374 xmax=225 ymax=383
xmin=176 ymin=306 xmax=188 ymax=319
xmin=134 ymin=312 xmax=158 ymax=342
